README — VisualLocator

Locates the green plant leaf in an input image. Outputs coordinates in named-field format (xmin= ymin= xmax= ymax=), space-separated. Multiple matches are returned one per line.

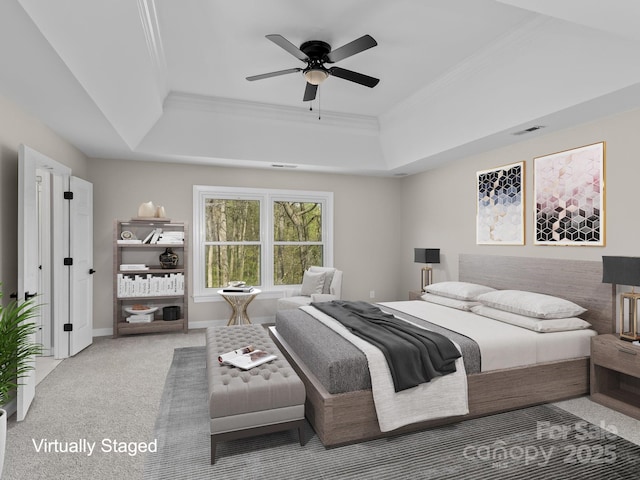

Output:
xmin=0 ymin=289 xmax=43 ymax=405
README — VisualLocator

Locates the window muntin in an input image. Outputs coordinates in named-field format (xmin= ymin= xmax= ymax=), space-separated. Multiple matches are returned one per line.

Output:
xmin=193 ymin=186 xmax=333 ymax=300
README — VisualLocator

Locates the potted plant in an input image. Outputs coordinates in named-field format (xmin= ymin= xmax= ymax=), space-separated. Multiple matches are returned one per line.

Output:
xmin=0 ymin=287 xmax=42 ymax=478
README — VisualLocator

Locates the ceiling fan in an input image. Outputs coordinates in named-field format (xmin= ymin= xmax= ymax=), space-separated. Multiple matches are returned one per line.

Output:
xmin=246 ymin=34 xmax=379 ymax=102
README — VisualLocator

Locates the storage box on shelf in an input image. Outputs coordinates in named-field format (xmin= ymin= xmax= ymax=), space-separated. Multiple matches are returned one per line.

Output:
xmin=113 ymin=219 xmax=189 ymax=337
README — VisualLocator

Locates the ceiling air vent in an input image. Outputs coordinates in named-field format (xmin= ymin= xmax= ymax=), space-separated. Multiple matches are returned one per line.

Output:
xmin=512 ymin=125 xmax=545 ymax=136
xmin=271 ymin=164 xmax=298 ymax=169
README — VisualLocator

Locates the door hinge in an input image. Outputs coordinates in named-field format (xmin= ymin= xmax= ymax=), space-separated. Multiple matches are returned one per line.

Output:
xmin=63 ymin=324 xmax=73 ymax=332
xmin=64 ymin=257 xmax=73 ymax=266
xmin=64 ymin=191 xmax=74 ymax=200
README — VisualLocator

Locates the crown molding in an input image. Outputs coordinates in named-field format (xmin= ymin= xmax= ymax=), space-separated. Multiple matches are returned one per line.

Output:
xmin=163 ymin=91 xmax=380 ymax=135
xmin=137 ymin=0 xmax=168 ymax=96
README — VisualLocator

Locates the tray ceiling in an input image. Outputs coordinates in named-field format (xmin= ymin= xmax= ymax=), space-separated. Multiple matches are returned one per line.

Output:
xmin=2 ymin=0 xmax=640 ymax=175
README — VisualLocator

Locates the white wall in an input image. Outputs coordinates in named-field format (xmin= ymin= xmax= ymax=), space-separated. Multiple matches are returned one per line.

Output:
xmin=87 ymin=159 xmax=403 ymax=333
xmin=0 ymin=93 xmax=88 ymax=300
xmin=399 ymin=106 xmax=640 ymax=296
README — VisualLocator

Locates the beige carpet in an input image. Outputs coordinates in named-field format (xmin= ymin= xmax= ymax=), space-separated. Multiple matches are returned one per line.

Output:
xmin=3 ymin=330 xmax=204 ymax=480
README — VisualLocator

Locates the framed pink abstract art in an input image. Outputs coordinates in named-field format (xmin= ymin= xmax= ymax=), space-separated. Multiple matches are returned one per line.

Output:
xmin=534 ymin=142 xmax=605 ymax=246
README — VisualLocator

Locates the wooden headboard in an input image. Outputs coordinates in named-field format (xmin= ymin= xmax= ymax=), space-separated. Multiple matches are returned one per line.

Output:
xmin=459 ymin=254 xmax=613 ymax=335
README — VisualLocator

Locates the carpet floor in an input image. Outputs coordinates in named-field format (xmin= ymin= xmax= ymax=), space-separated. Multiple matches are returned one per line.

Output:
xmin=144 ymin=346 xmax=640 ymax=480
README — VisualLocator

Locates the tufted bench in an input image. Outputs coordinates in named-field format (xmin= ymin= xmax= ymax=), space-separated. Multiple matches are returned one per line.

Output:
xmin=205 ymin=325 xmax=306 ymax=464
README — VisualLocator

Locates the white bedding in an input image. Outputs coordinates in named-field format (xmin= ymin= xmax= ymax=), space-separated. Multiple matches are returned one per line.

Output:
xmin=378 ymin=300 xmax=597 ymax=372
xmin=300 ymin=305 xmax=469 ymax=432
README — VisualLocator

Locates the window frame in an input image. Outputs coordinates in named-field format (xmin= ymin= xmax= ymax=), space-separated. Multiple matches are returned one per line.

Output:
xmin=193 ymin=185 xmax=333 ymax=302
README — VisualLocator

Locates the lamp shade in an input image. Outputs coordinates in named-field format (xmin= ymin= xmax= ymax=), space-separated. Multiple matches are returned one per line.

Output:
xmin=602 ymin=256 xmax=640 ymax=286
xmin=304 ymin=68 xmax=329 ymax=85
xmin=414 ymin=248 xmax=440 ymax=264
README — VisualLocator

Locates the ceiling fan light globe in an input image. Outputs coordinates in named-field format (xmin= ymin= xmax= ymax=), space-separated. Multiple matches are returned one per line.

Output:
xmin=304 ymin=69 xmax=329 ymax=85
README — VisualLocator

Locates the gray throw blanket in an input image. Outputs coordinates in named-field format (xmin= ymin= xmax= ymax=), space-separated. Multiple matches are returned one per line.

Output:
xmin=311 ymin=300 xmax=462 ymax=392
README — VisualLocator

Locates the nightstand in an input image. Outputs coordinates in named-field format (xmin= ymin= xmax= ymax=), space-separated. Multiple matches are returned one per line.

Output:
xmin=409 ymin=290 xmax=423 ymax=300
xmin=590 ymin=334 xmax=640 ymax=420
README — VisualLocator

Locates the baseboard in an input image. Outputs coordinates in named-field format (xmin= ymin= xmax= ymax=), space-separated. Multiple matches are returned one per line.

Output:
xmin=188 ymin=316 xmax=275 ymax=329
xmin=93 ymin=327 xmax=113 ymax=337
xmin=2 ymin=398 xmax=16 ymax=418
xmin=93 ymin=316 xmax=276 ymax=337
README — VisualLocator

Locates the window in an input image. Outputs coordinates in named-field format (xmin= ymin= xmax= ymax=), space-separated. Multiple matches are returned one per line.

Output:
xmin=193 ymin=186 xmax=333 ymax=300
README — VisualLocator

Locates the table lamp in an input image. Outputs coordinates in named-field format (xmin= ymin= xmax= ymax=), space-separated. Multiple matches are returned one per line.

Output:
xmin=414 ymin=248 xmax=440 ymax=292
xmin=602 ymin=256 xmax=640 ymax=341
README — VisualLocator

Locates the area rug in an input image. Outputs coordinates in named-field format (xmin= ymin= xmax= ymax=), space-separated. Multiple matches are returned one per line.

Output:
xmin=143 ymin=346 xmax=640 ymax=480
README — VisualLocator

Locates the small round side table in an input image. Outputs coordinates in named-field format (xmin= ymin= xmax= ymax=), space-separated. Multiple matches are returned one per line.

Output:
xmin=217 ymin=289 xmax=261 ymax=326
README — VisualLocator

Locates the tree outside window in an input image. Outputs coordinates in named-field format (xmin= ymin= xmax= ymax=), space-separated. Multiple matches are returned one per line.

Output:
xmin=204 ymin=198 xmax=260 ymax=288
xmin=194 ymin=186 xmax=333 ymax=298
xmin=273 ymin=201 xmax=322 ymax=285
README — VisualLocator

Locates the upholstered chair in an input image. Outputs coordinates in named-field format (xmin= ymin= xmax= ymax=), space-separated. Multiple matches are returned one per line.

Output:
xmin=277 ymin=266 xmax=343 ymax=310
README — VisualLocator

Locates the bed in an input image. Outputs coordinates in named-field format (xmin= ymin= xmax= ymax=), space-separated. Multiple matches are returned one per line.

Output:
xmin=269 ymin=254 xmax=614 ymax=447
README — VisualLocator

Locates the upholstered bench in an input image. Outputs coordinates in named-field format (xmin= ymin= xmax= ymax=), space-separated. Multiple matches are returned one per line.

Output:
xmin=205 ymin=325 xmax=306 ymax=464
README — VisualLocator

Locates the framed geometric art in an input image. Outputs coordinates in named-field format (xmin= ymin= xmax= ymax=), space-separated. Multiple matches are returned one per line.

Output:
xmin=534 ymin=142 xmax=605 ymax=246
xmin=476 ymin=161 xmax=525 ymax=245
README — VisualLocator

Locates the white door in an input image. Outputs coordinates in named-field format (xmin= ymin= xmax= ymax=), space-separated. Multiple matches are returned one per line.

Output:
xmin=36 ymin=170 xmax=52 ymax=355
xmin=17 ymin=148 xmax=94 ymax=419
xmin=18 ymin=145 xmax=82 ymax=421
xmin=69 ymin=176 xmax=94 ymax=355
xmin=17 ymin=146 xmax=44 ymax=421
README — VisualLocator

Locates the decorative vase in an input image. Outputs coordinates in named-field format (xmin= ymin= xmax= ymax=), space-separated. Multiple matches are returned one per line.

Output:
xmin=137 ymin=201 xmax=155 ymax=218
xmin=0 ymin=408 xmax=6 ymax=479
xmin=159 ymin=248 xmax=179 ymax=269
xmin=163 ymin=306 xmax=180 ymax=321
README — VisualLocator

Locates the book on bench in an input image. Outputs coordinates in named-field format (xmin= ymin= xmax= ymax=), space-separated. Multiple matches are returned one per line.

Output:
xmin=217 ymin=345 xmax=277 ymax=370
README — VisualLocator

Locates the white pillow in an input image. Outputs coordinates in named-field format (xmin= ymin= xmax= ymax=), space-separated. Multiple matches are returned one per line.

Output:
xmin=424 ymin=281 xmax=496 ymax=301
xmin=471 ymin=305 xmax=591 ymax=332
xmin=300 ymin=270 xmax=326 ymax=296
xmin=421 ymin=293 xmax=479 ymax=311
xmin=308 ymin=266 xmax=335 ymax=294
xmin=476 ymin=290 xmax=587 ymax=319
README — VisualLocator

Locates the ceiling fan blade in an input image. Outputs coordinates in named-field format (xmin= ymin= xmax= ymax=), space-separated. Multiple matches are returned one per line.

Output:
xmin=266 ymin=34 xmax=308 ymax=62
xmin=246 ymin=68 xmax=302 ymax=81
xmin=328 ymin=67 xmax=379 ymax=88
xmin=303 ymin=82 xmax=318 ymax=102
xmin=326 ymin=34 xmax=377 ymax=63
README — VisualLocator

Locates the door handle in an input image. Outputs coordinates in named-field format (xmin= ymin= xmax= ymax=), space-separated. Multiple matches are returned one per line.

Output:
xmin=89 ymin=268 xmax=96 ymax=274
xmin=9 ymin=292 xmax=17 ymax=299
xmin=25 ymin=291 xmax=37 ymax=301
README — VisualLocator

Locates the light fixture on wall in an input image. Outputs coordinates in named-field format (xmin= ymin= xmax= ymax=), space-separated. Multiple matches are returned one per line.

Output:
xmin=602 ymin=256 xmax=640 ymax=341
xmin=414 ymin=248 xmax=440 ymax=292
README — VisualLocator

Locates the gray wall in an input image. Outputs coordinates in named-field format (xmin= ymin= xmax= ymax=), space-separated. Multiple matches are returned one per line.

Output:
xmin=87 ymin=159 xmax=403 ymax=333
xmin=0 ymin=93 xmax=88 ymax=301
xmin=399 ymin=107 xmax=640 ymax=296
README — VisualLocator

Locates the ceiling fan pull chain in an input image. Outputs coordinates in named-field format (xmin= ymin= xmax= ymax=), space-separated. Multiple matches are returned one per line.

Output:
xmin=318 ymin=88 xmax=321 ymax=120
